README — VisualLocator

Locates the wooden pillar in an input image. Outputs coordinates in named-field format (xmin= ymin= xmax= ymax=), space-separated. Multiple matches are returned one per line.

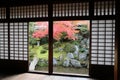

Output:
xmin=114 ymin=0 xmax=120 ymax=80
xmin=48 ymin=0 xmax=53 ymax=74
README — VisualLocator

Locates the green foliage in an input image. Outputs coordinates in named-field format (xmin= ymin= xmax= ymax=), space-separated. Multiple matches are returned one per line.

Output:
xmin=40 ymin=37 xmax=48 ymax=45
xmin=60 ymin=32 xmax=67 ymax=41
xmin=54 ymin=48 xmax=59 ymax=53
xmin=64 ymin=43 xmax=76 ymax=53
xmin=40 ymin=49 xmax=47 ymax=54
xmin=54 ymin=42 xmax=61 ymax=48
xmin=29 ymin=49 xmax=36 ymax=61
xmin=42 ymin=44 xmax=48 ymax=50
xmin=79 ymin=48 xmax=86 ymax=53
xmin=37 ymin=59 xmax=48 ymax=67
xmin=58 ymin=61 xmax=63 ymax=66
xmin=71 ymin=41 xmax=79 ymax=45
xmin=29 ymin=21 xmax=89 ymax=72
xmin=29 ymin=51 xmax=34 ymax=56
xmin=29 ymin=22 xmax=37 ymax=47
xmin=29 ymin=36 xmax=37 ymax=45
xmin=78 ymin=35 xmax=83 ymax=42
xmin=29 ymin=46 xmax=48 ymax=60
xmin=77 ymin=25 xmax=89 ymax=36
xmin=36 ymin=46 xmax=48 ymax=59
xmin=29 ymin=22 xmax=35 ymax=35
xmin=29 ymin=46 xmax=39 ymax=59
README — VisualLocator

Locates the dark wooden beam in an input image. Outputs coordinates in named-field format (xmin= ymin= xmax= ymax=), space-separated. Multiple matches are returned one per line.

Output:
xmin=114 ymin=0 xmax=120 ymax=80
xmin=48 ymin=0 xmax=53 ymax=74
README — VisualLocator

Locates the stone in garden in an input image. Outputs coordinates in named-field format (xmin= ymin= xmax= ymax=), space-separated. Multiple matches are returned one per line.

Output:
xmin=85 ymin=50 xmax=88 ymax=54
xmin=63 ymin=59 xmax=70 ymax=67
xmin=84 ymin=38 xmax=87 ymax=42
xmin=83 ymin=45 xmax=86 ymax=48
xmin=70 ymin=59 xmax=81 ymax=68
xmin=87 ymin=39 xmax=89 ymax=46
xmin=40 ymin=59 xmax=44 ymax=62
xmin=81 ymin=61 xmax=87 ymax=68
xmin=67 ymin=53 xmax=74 ymax=59
xmin=87 ymin=62 xmax=89 ymax=69
xmin=81 ymin=40 xmax=85 ymax=45
xmin=53 ymin=58 xmax=57 ymax=66
xmin=79 ymin=53 xmax=87 ymax=60
xmin=58 ymin=48 xmax=63 ymax=51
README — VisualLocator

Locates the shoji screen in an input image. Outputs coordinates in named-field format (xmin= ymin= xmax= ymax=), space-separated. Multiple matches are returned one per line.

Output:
xmin=9 ymin=4 xmax=48 ymax=61
xmin=0 ymin=23 xmax=8 ymax=59
xmin=0 ymin=8 xmax=6 ymax=19
xmin=10 ymin=22 xmax=28 ymax=61
xmin=91 ymin=0 xmax=115 ymax=66
xmin=10 ymin=5 xmax=48 ymax=19
xmin=91 ymin=20 xmax=115 ymax=65
xmin=53 ymin=2 xmax=89 ymax=17
xmin=94 ymin=1 xmax=115 ymax=16
xmin=90 ymin=0 xmax=115 ymax=79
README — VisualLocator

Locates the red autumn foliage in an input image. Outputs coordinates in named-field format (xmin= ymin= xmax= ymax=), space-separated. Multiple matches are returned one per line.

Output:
xmin=35 ymin=22 xmax=48 ymax=29
xmin=32 ymin=21 xmax=78 ymax=41
xmin=53 ymin=21 xmax=78 ymax=40
xmin=32 ymin=22 xmax=48 ymax=39
xmin=32 ymin=28 xmax=48 ymax=39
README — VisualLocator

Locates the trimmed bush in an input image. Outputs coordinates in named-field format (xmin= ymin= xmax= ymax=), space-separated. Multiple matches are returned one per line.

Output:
xmin=40 ymin=49 xmax=47 ymax=54
xmin=54 ymin=42 xmax=61 ymax=48
xmin=42 ymin=44 xmax=48 ymax=50
xmin=64 ymin=43 xmax=76 ymax=53
xmin=37 ymin=59 xmax=48 ymax=67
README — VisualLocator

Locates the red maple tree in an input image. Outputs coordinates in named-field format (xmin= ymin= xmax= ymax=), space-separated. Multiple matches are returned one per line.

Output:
xmin=53 ymin=21 xmax=78 ymax=41
xmin=32 ymin=21 xmax=78 ymax=41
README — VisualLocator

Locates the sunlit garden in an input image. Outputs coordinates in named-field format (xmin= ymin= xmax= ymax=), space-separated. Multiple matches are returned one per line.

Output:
xmin=29 ymin=21 xmax=89 ymax=74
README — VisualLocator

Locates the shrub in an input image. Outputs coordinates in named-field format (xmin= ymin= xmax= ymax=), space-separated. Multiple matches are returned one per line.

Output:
xmin=29 ymin=49 xmax=35 ymax=55
xmin=42 ymin=44 xmax=48 ymax=50
xmin=78 ymin=25 xmax=89 ymax=37
xmin=37 ymin=59 xmax=48 ymax=67
xmin=64 ymin=43 xmax=76 ymax=53
xmin=40 ymin=49 xmax=47 ymax=54
xmin=29 ymin=50 xmax=35 ymax=61
xmin=40 ymin=37 xmax=48 ymax=45
xmin=71 ymin=41 xmax=79 ymax=45
xmin=79 ymin=48 xmax=86 ymax=53
xmin=54 ymin=42 xmax=61 ymax=48
xmin=54 ymin=48 xmax=59 ymax=53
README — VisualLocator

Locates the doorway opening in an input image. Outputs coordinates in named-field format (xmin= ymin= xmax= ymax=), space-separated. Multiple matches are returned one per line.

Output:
xmin=29 ymin=21 xmax=49 ymax=72
xmin=29 ymin=20 xmax=90 ymax=75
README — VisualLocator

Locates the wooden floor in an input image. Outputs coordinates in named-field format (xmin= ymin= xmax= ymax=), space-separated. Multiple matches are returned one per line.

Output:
xmin=0 ymin=73 xmax=96 ymax=80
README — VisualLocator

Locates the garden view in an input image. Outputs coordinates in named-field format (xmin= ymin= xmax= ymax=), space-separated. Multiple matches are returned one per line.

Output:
xmin=29 ymin=20 xmax=89 ymax=75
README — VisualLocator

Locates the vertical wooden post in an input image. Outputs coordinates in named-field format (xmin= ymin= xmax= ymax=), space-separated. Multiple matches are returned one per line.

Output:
xmin=48 ymin=0 xmax=53 ymax=74
xmin=6 ymin=4 xmax=10 ymax=60
xmin=114 ymin=0 xmax=120 ymax=80
xmin=89 ymin=0 xmax=94 ymax=77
